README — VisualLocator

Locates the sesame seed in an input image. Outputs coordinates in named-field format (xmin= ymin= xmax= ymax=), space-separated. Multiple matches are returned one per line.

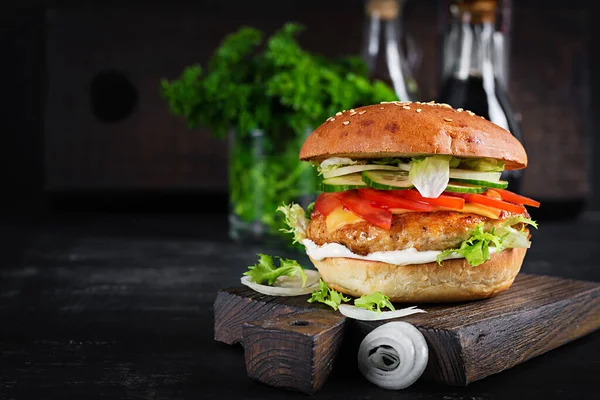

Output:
xmin=466 ymin=110 xmax=475 ymax=116
xmin=444 ymin=117 xmax=453 ymax=122
xmin=457 ymin=108 xmax=463 ymax=112
xmin=380 ymin=107 xmax=384 ymax=110
xmin=336 ymin=112 xmax=342 ymax=116
xmin=359 ymin=111 xmax=366 ymax=115
xmin=416 ymin=108 xmax=422 ymax=113
xmin=330 ymin=118 xmax=335 ymax=121
xmin=350 ymin=109 xmax=355 ymax=112
xmin=343 ymin=121 xmax=350 ymax=125
xmin=480 ymin=116 xmax=485 ymax=119
xmin=350 ymin=112 xmax=357 ymax=116
xmin=403 ymin=105 xmax=411 ymax=110
xmin=380 ymin=101 xmax=389 ymax=104
xmin=428 ymin=100 xmax=435 ymax=104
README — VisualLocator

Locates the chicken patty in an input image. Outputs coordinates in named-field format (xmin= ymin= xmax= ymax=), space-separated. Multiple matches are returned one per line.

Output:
xmin=307 ymin=210 xmax=524 ymax=255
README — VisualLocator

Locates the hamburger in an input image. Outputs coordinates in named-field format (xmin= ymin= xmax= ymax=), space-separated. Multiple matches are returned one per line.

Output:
xmin=279 ymin=101 xmax=539 ymax=303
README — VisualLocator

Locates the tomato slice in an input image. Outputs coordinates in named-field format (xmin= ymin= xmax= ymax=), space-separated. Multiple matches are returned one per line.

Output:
xmin=396 ymin=189 xmax=465 ymax=210
xmin=336 ymin=190 xmax=393 ymax=229
xmin=493 ymin=189 xmax=541 ymax=208
xmin=357 ymin=188 xmax=434 ymax=212
xmin=449 ymin=192 xmax=526 ymax=214
xmin=314 ymin=192 xmax=344 ymax=216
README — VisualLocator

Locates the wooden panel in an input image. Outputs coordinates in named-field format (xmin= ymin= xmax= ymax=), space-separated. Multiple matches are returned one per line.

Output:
xmin=43 ymin=1 xmax=365 ymax=191
xmin=43 ymin=0 xmax=592 ymax=201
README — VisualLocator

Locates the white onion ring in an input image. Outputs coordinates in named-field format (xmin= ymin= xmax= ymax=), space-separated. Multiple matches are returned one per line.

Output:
xmin=358 ymin=321 xmax=429 ymax=390
xmin=240 ymin=269 xmax=320 ymax=296
xmin=338 ymin=304 xmax=426 ymax=321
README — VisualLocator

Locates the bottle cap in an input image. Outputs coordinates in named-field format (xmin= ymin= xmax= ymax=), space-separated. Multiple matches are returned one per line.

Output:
xmin=365 ymin=0 xmax=400 ymax=20
xmin=454 ymin=0 xmax=497 ymax=24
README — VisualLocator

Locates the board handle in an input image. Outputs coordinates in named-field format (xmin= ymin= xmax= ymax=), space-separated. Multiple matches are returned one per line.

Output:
xmin=358 ymin=321 xmax=429 ymax=390
xmin=242 ymin=310 xmax=347 ymax=394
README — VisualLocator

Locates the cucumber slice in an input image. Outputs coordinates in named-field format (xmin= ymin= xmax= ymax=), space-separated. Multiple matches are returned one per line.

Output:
xmin=361 ymin=170 xmax=413 ymax=190
xmin=451 ymin=178 xmax=508 ymax=189
xmin=445 ymin=181 xmax=487 ymax=193
xmin=398 ymin=163 xmax=412 ymax=172
xmin=320 ymin=173 xmax=367 ymax=192
xmin=449 ymin=169 xmax=502 ymax=182
xmin=322 ymin=164 xmax=403 ymax=179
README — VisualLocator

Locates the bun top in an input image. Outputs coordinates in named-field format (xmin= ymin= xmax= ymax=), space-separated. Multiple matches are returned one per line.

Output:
xmin=299 ymin=101 xmax=527 ymax=170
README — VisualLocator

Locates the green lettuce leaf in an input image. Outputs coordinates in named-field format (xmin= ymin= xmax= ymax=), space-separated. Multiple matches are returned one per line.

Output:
xmin=449 ymin=157 xmax=461 ymax=168
xmin=243 ymin=253 xmax=307 ymax=287
xmin=437 ymin=216 xmax=538 ymax=267
xmin=502 ymin=215 xmax=539 ymax=231
xmin=354 ymin=292 xmax=395 ymax=315
xmin=276 ymin=203 xmax=308 ymax=244
xmin=459 ymin=158 xmax=505 ymax=172
xmin=372 ymin=158 xmax=409 ymax=165
xmin=307 ymin=279 xmax=351 ymax=310
xmin=317 ymin=157 xmax=362 ymax=175
xmin=409 ymin=155 xmax=452 ymax=198
xmin=437 ymin=224 xmax=505 ymax=266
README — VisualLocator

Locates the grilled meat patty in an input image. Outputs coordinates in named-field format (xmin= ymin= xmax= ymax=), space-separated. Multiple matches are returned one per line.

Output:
xmin=307 ymin=210 xmax=525 ymax=255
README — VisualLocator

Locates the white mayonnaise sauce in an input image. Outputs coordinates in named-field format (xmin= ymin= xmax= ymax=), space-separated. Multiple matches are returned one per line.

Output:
xmin=302 ymin=239 xmax=497 ymax=266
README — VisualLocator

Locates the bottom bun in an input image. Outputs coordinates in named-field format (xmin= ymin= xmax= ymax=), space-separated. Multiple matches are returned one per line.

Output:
xmin=310 ymin=248 xmax=527 ymax=303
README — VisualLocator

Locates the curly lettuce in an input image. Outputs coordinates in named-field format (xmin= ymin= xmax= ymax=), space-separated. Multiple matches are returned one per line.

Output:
xmin=276 ymin=203 xmax=308 ymax=244
xmin=354 ymin=292 xmax=395 ymax=315
xmin=437 ymin=217 xmax=538 ymax=267
xmin=308 ymin=279 xmax=351 ymax=310
xmin=244 ymin=253 xmax=307 ymax=287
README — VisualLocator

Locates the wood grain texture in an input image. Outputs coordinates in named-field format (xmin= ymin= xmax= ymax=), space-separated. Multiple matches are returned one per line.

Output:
xmin=243 ymin=310 xmax=346 ymax=394
xmin=213 ymin=287 xmax=325 ymax=345
xmin=214 ymin=273 xmax=600 ymax=390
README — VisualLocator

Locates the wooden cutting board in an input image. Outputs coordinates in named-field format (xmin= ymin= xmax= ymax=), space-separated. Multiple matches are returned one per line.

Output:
xmin=213 ymin=273 xmax=600 ymax=394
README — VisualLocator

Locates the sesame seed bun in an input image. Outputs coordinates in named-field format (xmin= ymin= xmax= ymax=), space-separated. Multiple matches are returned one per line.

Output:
xmin=299 ymin=102 xmax=527 ymax=170
xmin=309 ymin=247 xmax=527 ymax=303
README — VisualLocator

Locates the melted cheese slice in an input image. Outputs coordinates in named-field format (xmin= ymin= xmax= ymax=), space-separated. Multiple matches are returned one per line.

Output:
xmin=439 ymin=203 xmax=501 ymax=219
xmin=326 ymin=208 xmax=364 ymax=232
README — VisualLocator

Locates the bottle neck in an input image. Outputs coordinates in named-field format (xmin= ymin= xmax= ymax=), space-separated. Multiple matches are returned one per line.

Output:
xmin=454 ymin=20 xmax=495 ymax=81
xmin=362 ymin=0 xmax=416 ymax=102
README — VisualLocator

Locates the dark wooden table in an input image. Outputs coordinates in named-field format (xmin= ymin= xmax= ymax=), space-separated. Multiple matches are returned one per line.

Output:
xmin=1 ymin=212 xmax=599 ymax=399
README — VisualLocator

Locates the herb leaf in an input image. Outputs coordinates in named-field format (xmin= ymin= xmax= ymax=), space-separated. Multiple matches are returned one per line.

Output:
xmin=243 ymin=253 xmax=307 ymax=287
xmin=354 ymin=292 xmax=396 ymax=315
xmin=160 ymin=22 xmax=397 ymax=244
xmin=308 ymin=279 xmax=351 ymax=310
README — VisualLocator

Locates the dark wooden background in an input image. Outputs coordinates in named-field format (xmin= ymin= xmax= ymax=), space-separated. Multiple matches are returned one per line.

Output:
xmin=1 ymin=0 xmax=599 ymax=215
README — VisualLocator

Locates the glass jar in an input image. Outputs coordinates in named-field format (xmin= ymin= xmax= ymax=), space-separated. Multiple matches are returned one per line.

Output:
xmin=227 ymin=128 xmax=317 ymax=245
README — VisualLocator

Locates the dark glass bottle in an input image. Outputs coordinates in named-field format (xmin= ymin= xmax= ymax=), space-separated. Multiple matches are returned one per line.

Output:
xmin=437 ymin=0 xmax=523 ymax=194
xmin=361 ymin=0 xmax=420 ymax=101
